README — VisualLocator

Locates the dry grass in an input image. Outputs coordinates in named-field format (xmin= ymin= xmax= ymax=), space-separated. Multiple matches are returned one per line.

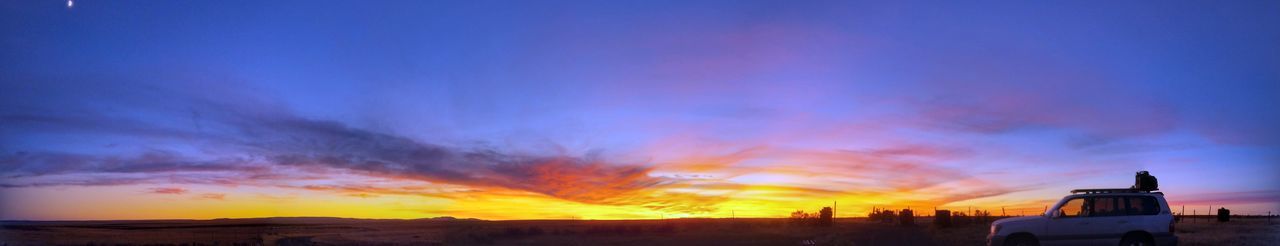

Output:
xmin=1175 ymin=218 xmax=1279 ymax=246
xmin=1 ymin=217 xmax=1274 ymax=245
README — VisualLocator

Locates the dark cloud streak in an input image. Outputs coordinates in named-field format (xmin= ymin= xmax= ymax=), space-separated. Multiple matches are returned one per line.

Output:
xmin=0 ymin=87 xmax=678 ymax=206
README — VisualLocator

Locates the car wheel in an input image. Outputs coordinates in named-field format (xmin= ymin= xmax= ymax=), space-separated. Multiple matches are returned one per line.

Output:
xmin=1119 ymin=235 xmax=1153 ymax=246
xmin=1004 ymin=235 xmax=1039 ymax=246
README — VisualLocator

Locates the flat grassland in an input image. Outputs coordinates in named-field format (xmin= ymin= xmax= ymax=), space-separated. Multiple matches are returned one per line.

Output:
xmin=1 ymin=217 xmax=1275 ymax=245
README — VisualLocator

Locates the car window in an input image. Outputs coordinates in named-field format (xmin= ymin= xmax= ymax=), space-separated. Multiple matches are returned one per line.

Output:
xmin=1090 ymin=197 xmax=1121 ymax=217
xmin=1059 ymin=198 xmax=1086 ymax=218
xmin=1124 ymin=196 xmax=1160 ymax=215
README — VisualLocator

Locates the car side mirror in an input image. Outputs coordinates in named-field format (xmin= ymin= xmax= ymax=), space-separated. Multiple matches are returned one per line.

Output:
xmin=1049 ymin=210 xmax=1062 ymax=218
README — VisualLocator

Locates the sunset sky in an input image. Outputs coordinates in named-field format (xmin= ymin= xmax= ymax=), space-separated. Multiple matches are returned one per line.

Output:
xmin=2 ymin=1 xmax=1278 ymax=220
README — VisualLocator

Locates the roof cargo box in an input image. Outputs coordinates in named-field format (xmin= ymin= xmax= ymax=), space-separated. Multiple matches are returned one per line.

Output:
xmin=1133 ymin=171 xmax=1159 ymax=191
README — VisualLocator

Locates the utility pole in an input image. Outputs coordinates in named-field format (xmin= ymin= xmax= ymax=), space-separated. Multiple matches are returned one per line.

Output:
xmin=1180 ymin=205 xmax=1185 ymax=223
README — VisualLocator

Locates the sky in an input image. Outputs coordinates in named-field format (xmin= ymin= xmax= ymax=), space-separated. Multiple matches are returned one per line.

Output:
xmin=1 ymin=0 xmax=1278 ymax=220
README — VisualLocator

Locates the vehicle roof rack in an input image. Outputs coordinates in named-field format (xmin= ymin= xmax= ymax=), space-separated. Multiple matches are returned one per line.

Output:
xmin=1070 ymin=188 xmax=1155 ymax=194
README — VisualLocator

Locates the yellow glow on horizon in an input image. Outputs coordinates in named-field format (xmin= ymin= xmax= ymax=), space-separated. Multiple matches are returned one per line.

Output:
xmin=0 ymin=180 xmax=1061 ymax=221
xmin=0 ymin=151 xmax=1081 ymax=221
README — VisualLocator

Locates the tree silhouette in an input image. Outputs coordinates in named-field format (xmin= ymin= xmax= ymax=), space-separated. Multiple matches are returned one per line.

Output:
xmin=790 ymin=210 xmax=812 ymax=226
xmin=818 ymin=207 xmax=833 ymax=227
xmin=789 ymin=207 xmax=833 ymax=227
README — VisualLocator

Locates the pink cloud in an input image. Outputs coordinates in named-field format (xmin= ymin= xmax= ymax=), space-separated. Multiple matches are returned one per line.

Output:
xmin=1167 ymin=190 xmax=1280 ymax=206
xmin=198 ymin=193 xmax=226 ymax=200
xmin=146 ymin=187 xmax=187 ymax=195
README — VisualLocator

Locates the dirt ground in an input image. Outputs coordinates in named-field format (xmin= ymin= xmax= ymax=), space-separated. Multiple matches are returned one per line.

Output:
xmin=1 ymin=217 xmax=1275 ymax=245
xmin=1174 ymin=218 xmax=1280 ymax=246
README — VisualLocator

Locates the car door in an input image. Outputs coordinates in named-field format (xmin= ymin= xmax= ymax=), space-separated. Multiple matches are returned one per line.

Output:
xmin=1121 ymin=196 xmax=1165 ymax=238
xmin=1084 ymin=196 xmax=1127 ymax=245
xmin=1043 ymin=197 xmax=1098 ymax=246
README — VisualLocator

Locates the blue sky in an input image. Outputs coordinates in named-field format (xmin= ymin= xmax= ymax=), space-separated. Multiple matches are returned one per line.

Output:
xmin=1 ymin=0 xmax=1277 ymax=219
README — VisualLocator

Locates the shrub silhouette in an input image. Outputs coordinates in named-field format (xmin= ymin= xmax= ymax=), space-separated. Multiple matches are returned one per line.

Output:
xmin=818 ymin=207 xmax=834 ymax=227
xmin=899 ymin=208 xmax=915 ymax=226
xmin=972 ymin=210 xmax=993 ymax=224
xmin=868 ymin=207 xmax=897 ymax=223
xmin=790 ymin=210 xmax=815 ymax=226
xmin=934 ymin=210 xmax=952 ymax=228
xmin=790 ymin=206 xmax=834 ymax=227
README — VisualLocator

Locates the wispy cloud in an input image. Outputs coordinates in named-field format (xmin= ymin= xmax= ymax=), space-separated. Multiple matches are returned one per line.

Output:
xmin=1170 ymin=190 xmax=1280 ymax=205
xmin=198 ymin=193 xmax=226 ymax=200
xmin=0 ymin=81 xmax=701 ymax=209
xmin=0 ymin=97 xmax=1010 ymax=214
xmin=3 ymin=69 xmax=1274 ymax=219
xmin=147 ymin=187 xmax=188 ymax=195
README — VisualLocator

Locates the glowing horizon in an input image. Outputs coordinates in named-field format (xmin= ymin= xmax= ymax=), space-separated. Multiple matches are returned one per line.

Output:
xmin=2 ymin=1 xmax=1278 ymax=221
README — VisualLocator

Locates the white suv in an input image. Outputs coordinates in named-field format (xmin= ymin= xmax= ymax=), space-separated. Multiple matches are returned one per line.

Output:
xmin=987 ymin=189 xmax=1177 ymax=246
